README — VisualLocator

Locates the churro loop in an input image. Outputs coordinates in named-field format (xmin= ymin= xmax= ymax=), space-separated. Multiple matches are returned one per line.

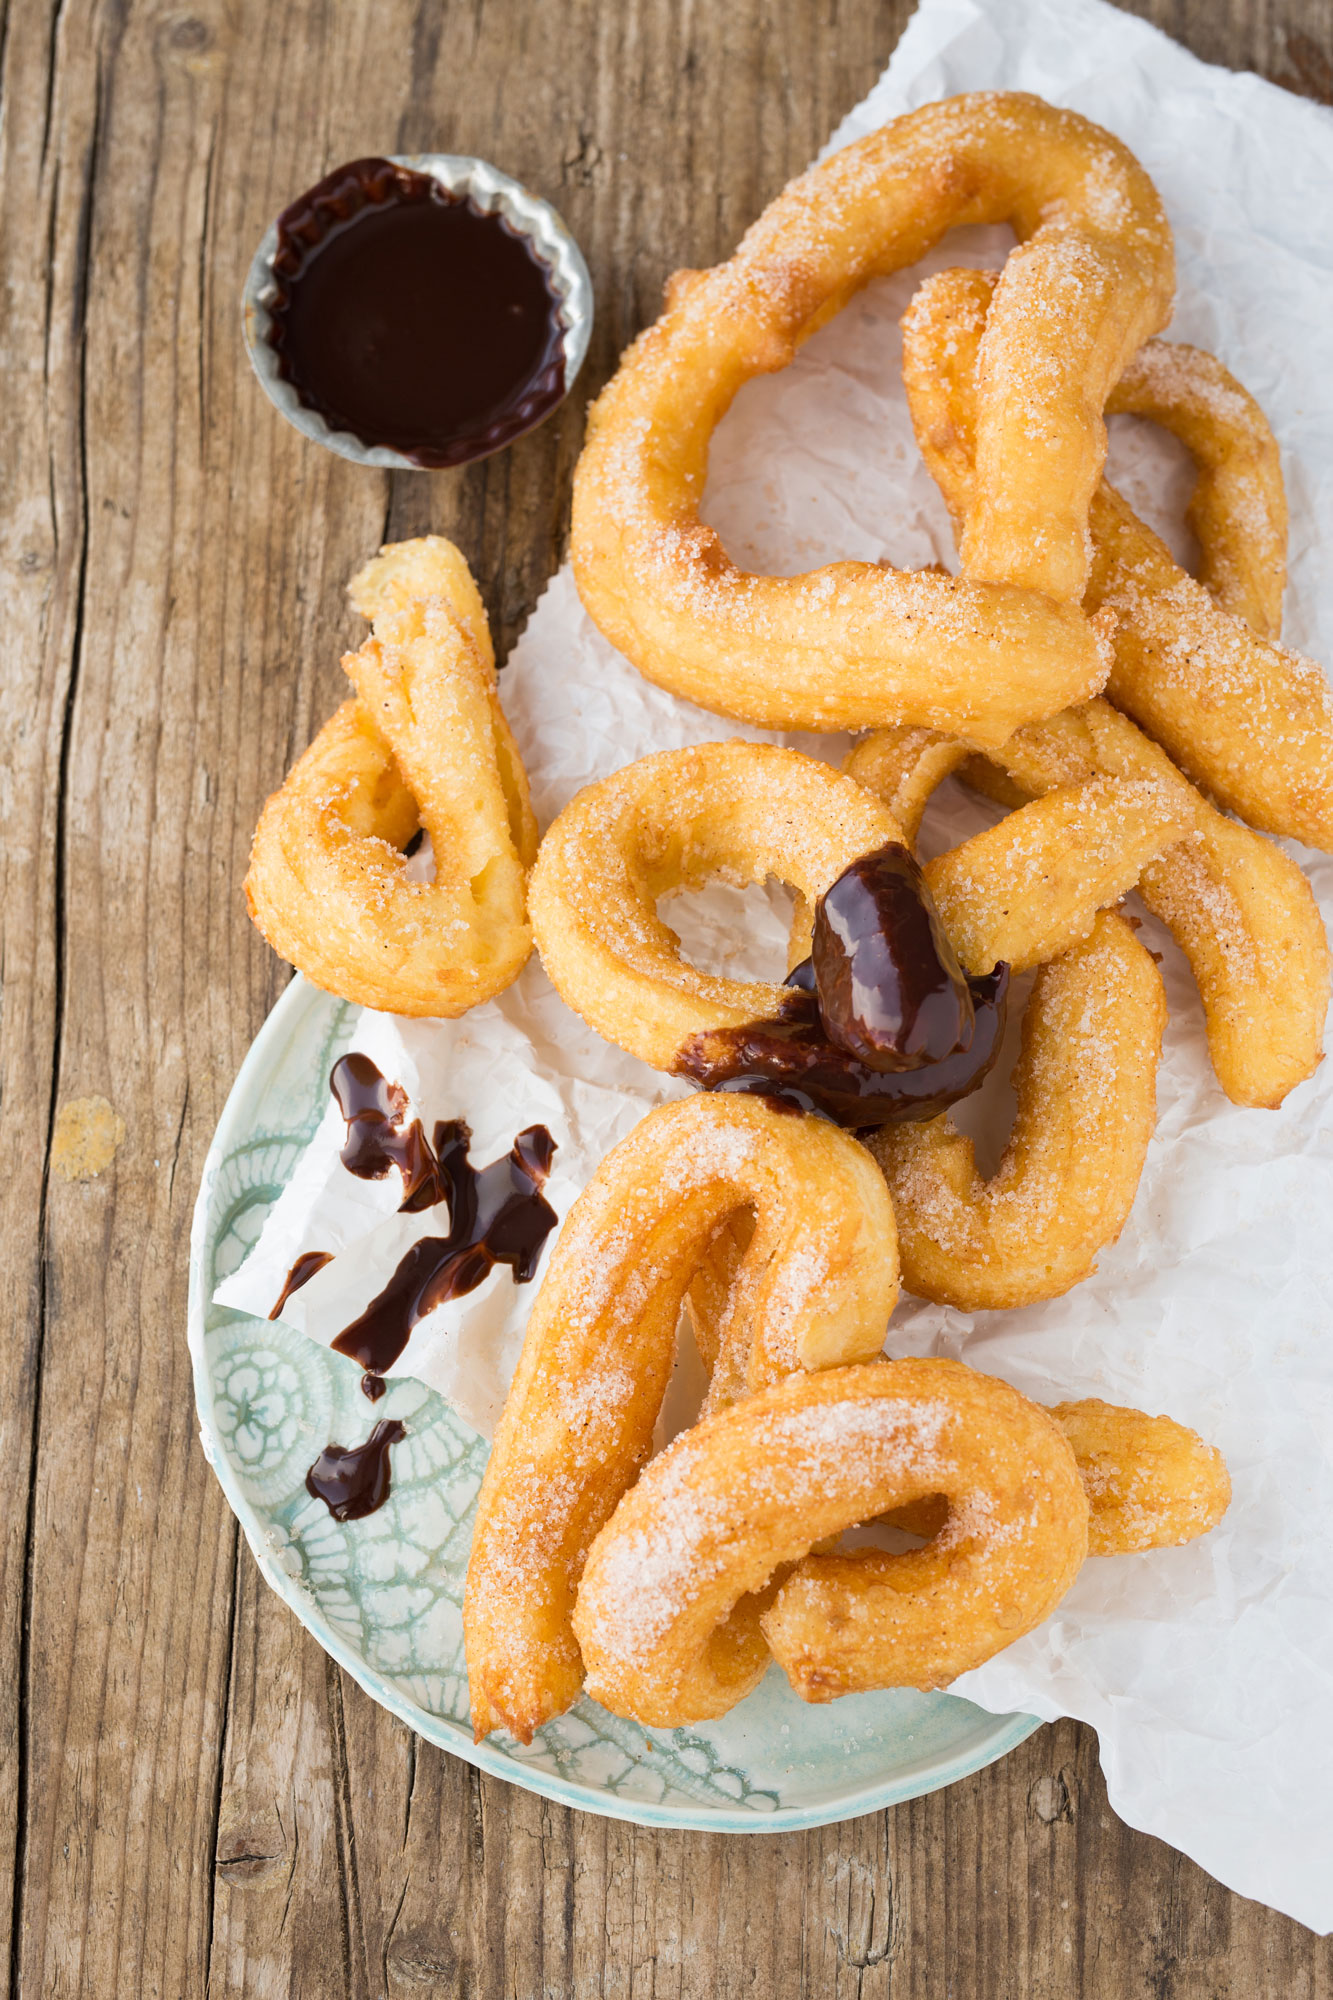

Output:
xmin=847 ymin=701 xmax=1329 ymax=1109
xmin=973 ymin=703 xmax=1329 ymax=1108
xmin=1048 ymin=1398 xmax=1231 ymax=1556
xmin=572 ymin=1359 xmax=1088 ymax=1726
xmin=1106 ymin=341 xmax=1286 ymax=639
xmin=532 ymin=742 xmax=1187 ymax=1141
xmin=464 ymin=1092 xmax=898 ymax=1743
xmin=791 ymin=773 xmax=1187 ymax=976
xmin=245 ymin=538 xmax=537 ymax=1016
xmin=868 ymin=911 xmax=1166 ymax=1310
xmin=573 ymin=93 xmax=1174 ymax=744
xmin=528 ymin=741 xmax=901 ymax=1071
xmin=902 ymin=266 xmax=1333 ymax=847
xmin=881 ymin=1398 xmax=1229 ymax=1554
xmin=772 ymin=1388 xmax=1230 ymax=1704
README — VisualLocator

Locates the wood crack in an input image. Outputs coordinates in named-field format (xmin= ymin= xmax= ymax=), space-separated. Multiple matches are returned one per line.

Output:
xmin=199 ymin=1516 xmax=239 ymax=2000
xmin=402 ymin=1730 xmax=416 ymax=1851
xmin=9 ymin=33 xmax=104 ymax=1999
xmin=278 ymin=1803 xmax=299 ymax=1936
xmin=195 ymin=115 xmax=218 ymax=464
xmin=326 ymin=1658 xmax=367 ymax=1996
xmin=0 ymin=2 xmax=13 ymax=142
xmin=166 ymin=1079 xmax=190 ymax=1202
xmin=39 ymin=0 xmax=69 ymax=173
xmin=380 ymin=1872 xmax=410 ymax=1996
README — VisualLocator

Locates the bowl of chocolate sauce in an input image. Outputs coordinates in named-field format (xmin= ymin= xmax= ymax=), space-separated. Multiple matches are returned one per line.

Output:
xmin=243 ymin=154 xmax=593 ymax=470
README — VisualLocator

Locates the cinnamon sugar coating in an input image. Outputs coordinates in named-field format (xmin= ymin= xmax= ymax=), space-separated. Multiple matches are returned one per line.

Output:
xmin=528 ymin=740 xmax=903 ymax=1072
xmin=1107 ymin=339 xmax=1286 ymax=639
xmin=869 ymin=912 xmax=1166 ymax=1311
xmin=572 ymin=92 xmax=1174 ymax=744
xmin=792 ymin=772 xmax=1188 ymax=976
xmin=1049 ymin=1398 xmax=1231 ymax=1556
xmin=765 ymin=1378 xmax=1229 ymax=1707
xmin=847 ymin=701 xmax=1329 ymax=1110
xmin=463 ymin=1092 xmax=898 ymax=1743
xmin=903 ymin=264 xmax=1333 ymax=849
xmin=887 ymin=1398 xmax=1230 ymax=1555
xmin=245 ymin=537 xmax=537 ymax=1015
xmin=574 ymin=1359 xmax=1088 ymax=1723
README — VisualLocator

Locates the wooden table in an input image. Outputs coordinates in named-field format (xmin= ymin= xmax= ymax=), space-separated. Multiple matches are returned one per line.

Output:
xmin=5 ymin=1 xmax=1331 ymax=1992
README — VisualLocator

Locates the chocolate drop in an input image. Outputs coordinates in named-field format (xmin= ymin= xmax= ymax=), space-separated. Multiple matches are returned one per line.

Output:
xmin=306 ymin=1420 xmax=406 ymax=1522
xmin=268 ymin=1250 xmax=335 ymax=1319
xmin=813 ymin=843 xmax=975 ymax=1069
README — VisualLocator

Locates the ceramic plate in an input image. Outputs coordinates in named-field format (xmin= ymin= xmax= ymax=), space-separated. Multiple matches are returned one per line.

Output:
xmin=189 ymin=974 xmax=1039 ymax=1830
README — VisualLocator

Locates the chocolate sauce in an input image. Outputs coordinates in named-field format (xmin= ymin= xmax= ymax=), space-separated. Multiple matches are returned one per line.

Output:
xmin=268 ymin=1250 xmax=335 ymax=1318
xmin=814 ymin=844 xmax=975 ymax=1068
xmin=331 ymin=1053 xmax=443 ymax=1212
xmin=360 ymin=1373 xmax=387 ymax=1403
xmin=306 ymin=1420 xmax=406 ymax=1522
xmin=331 ymin=1120 xmax=558 ymax=1376
xmin=677 ymin=842 xmax=1009 ymax=1129
xmin=679 ymin=966 xmax=1008 ymax=1126
xmin=266 ymin=158 xmax=566 ymax=467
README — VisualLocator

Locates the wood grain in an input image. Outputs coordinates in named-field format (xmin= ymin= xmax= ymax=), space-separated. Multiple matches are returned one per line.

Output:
xmin=2 ymin=0 xmax=1330 ymax=1993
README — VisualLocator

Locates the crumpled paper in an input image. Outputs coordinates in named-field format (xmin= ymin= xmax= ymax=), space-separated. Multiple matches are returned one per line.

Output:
xmin=217 ymin=0 xmax=1333 ymax=1928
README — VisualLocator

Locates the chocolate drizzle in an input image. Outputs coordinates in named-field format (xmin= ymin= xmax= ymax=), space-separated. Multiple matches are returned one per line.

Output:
xmin=814 ymin=844 xmax=977 ymax=1068
xmin=266 ymin=157 xmax=567 ymax=467
xmin=677 ymin=842 xmax=1009 ymax=1128
xmin=331 ymin=1119 xmax=558 ymax=1377
xmin=268 ymin=1249 xmax=335 ymax=1318
xmin=331 ymin=1053 xmax=444 ymax=1211
xmin=306 ymin=1420 xmax=406 ymax=1521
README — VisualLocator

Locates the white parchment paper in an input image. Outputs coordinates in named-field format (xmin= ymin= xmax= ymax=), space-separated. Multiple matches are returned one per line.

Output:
xmin=218 ymin=0 xmax=1333 ymax=1926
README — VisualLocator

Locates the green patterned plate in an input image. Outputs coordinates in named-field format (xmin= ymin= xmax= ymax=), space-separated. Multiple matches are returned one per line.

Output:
xmin=189 ymin=974 xmax=1038 ymax=1829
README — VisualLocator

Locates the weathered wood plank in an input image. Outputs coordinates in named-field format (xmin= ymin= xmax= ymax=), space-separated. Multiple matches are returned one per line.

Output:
xmin=0 ymin=0 xmax=94 ymax=1982
xmin=8 ymin=4 xmax=249 ymax=1993
xmin=4 ymin=0 xmax=1331 ymax=1995
xmin=208 ymin=1552 xmax=375 ymax=2000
